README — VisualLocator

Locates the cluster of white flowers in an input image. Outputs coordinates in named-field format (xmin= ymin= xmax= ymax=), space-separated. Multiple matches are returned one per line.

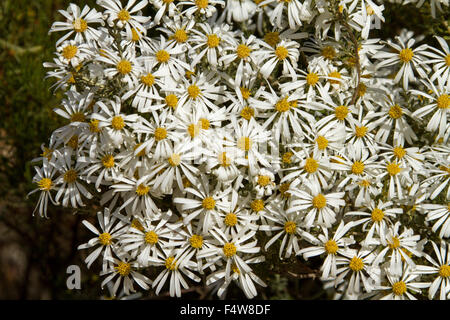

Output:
xmin=28 ymin=0 xmax=449 ymax=300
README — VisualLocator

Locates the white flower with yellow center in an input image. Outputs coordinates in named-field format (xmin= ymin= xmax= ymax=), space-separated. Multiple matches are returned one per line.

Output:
xmin=335 ymin=248 xmax=379 ymax=296
xmin=100 ymin=0 xmax=150 ymax=39
xmin=110 ymin=173 xmax=160 ymax=216
xmin=96 ymin=47 xmax=141 ymax=87
xmin=100 ymin=256 xmax=152 ymax=297
xmin=56 ymin=40 xmax=91 ymax=67
xmin=377 ymin=156 xmax=412 ymax=200
xmin=253 ymin=168 xmax=276 ymax=197
xmin=279 ymin=65 xmax=325 ymax=101
xmin=299 ymin=221 xmax=356 ymax=279
xmin=120 ymin=211 xmax=177 ymax=266
xmin=79 ymin=146 xmax=119 ymax=191
xmin=373 ymin=31 xmax=432 ymax=90
xmin=375 ymin=265 xmax=428 ymax=300
xmin=150 ymin=140 xmax=201 ymax=193
xmin=179 ymin=0 xmax=226 ymax=18
xmin=345 ymin=200 xmax=402 ymax=244
xmin=78 ymin=208 xmax=127 ymax=272
xmin=142 ymin=35 xmax=190 ymax=81
xmin=198 ymin=227 xmax=262 ymax=283
xmin=287 ymin=180 xmax=345 ymax=228
xmin=414 ymin=241 xmax=450 ymax=300
xmin=91 ymin=97 xmax=139 ymax=147
xmin=366 ymin=94 xmax=417 ymax=145
xmin=426 ymin=36 xmax=450 ymax=87
xmin=54 ymin=148 xmax=93 ymax=209
xmin=149 ymin=247 xmax=201 ymax=297
xmin=219 ymin=35 xmax=261 ymax=86
xmin=421 ymin=147 xmax=450 ymax=200
xmin=258 ymin=39 xmax=300 ymax=79
xmin=411 ymin=79 xmax=449 ymax=139
xmin=260 ymin=200 xmax=315 ymax=259
xmin=28 ymin=158 xmax=58 ymax=218
xmin=372 ymin=222 xmax=423 ymax=276
xmin=49 ymin=3 xmax=103 ymax=46
xmin=174 ymin=177 xmax=231 ymax=233
xmin=190 ymin=22 xmax=235 ymax=67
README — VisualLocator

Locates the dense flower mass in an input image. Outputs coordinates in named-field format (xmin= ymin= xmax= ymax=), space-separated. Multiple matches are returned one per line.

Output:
xmin=29 ymin=0 xmax=449 ymax=299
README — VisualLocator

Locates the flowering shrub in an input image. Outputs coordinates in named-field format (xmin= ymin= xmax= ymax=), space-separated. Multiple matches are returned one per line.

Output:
xmin=28 ymin=0 xmax=450 ymax=300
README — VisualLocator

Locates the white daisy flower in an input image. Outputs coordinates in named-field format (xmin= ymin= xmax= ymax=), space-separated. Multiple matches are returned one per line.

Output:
xmin=49 ymin=3 xmax=103 ymax=46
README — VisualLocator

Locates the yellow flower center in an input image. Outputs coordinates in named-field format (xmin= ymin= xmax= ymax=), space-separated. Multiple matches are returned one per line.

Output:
xmin=321 ymin=46 xmax=336 ymax=60
xmin=73 ymin=18 xmax=87 ymax=33
xmin=399 ymin=48 xmax=414 ymax=63
xmin=388 ymin=236 xmax=401 ymax=249
xmin=223 ymin=243 xmax=237 ymax=257
xmin=116 ymin=60 xmax=132 ymax=75
xmin=280 ymin=182 xmax=291 ymax=198
xmin=38 ymin=178 xmax=52 ymax=191
xmin=306 ymin=72 xmax=319 ymax=86
xmin=275 ymin=45 xmax=289 ymax=60
xmin=439 ymin=265 xmax=450 ymax=278
xmin=67 ymin=135 xmax=78 ymax=149
xmin=202 ymin=196 xmax=216 ymax=210
xmin=349 ymin=256 xmax=364 ymax=272
xmin=237 ymin=136 xmax=252 ymax=151
xmin=335 ymin=105 xmax=349 ymax=121
xmin=89 ymin=119 xmax=101 ymax=133
xmin=282 ymin=152 xmax=293 ymax=164
xmin=165 ymin=256 xmax=177 ymax=270
xmin=195 ymin=0 xmax=209 ymax=9
xmin=141 ymin=73 xmax=155 ymax=87
xmin=173 ymin=29 xmax=188 ymax=43
xmin=117 ymin=9 xmax=130 ymax=22
xmin=156 ymin=50 xmax=170 ymax=63
xmin=445 ymin=54 xmax=450 ymax=67
xmin=251 ymin=199 xmax=265 ymax=212
xmin=366 ymin=5 xmax=375 ymax=15
xmin=392 ymin=281 xmax=407 ymax=296
xmin=168 ymin=153 xmax=181 ymax=166
xmin=62 ymin=45 xmax=78 ymax=60
xmin=359 ymin=179 xmax=371 ymax=188
xmin=328 ymin=71 xmax=341 ymax=84
xmin=275 ymin=97 xmax=292 ymax=113
xmin=355 ymin=126 xmax=368 ymax=138
xmin=136 ymin=184 xmax=150 ymax=196
xmin=63 ymin=169 xmax=77 ymax=183
xmin=324 ymin=239 xmax=338 ymax=254
xmin=70 ymin=112 xmax=85 ymax=123
xmin=131 ymin=219 xmax=144 ymax=231
xmin=102 ymin=155 xmax=115 ymax=168
xmin=144 ymin=231 xmax=158 ymax=244
xmin=236 ymin=44 xmax=251 ymax=59
xmin=231 ymin=263 xmax=240 ymax=274
xmin=187 ymin=123 xmax=200 ymax=138
xmin=240 ymin=87 xmax=251 ymax=100
xmin=389 ymin=104 xmax=403 ymax=119
xmin=437 ymin=94 xmax=449 ymax=109
xmin=351 ymin=161 xmax=365 ymax=175
xmin=357 ymin=83 xmax=367 ymax=97
xmin=154 ymin=127 xmax=167 ymax=141
xmin=284 ymin=221 xmax=297 ymax=234
xmin=386 ymin=162 xmax=401 ymax=176
xmin=264 ymin=31 xmax=280 ymax=47
xmin=371 ymin=208 xmax=385 ymax=222
xmin=99 ymin=232 xmax=112 ymax=246
xmin=257 ymin=175 xmax=271 ymax=187
xmin=187 ymin=84 xmax=201 ymax=99
xmin=190 ymin=234 xmax=203 ymax=249
xmin=206 ymin=34 xmax=220 ymax=48
xmin=224 ymin=213 xmax=238 ymax=227
xmin=312 ymin=194 xmax=327 ymax=209
xmin=304 ymin=158 xmax=319 ymax=173
xmin=165 ymin=94 xmax=178 ymax=109
xmin=199 ymin=118 xmax=210 ymax=130
xmin=218 ymin=152 xmax=231 ymax=167
xmin=111 ymin=116 xmax=125 ymax=130
xmin=393 ymin=146 xmax=406 ymax=159
xmin=316 ymin=136 xmax=329 ymax=150
xmin=115 ymin=262 xmax=131 ymax=276
xmin=131 ymin=28 xmax=141 ymax=41
xmin=240 ymin=106 xmax=254 ymax=120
